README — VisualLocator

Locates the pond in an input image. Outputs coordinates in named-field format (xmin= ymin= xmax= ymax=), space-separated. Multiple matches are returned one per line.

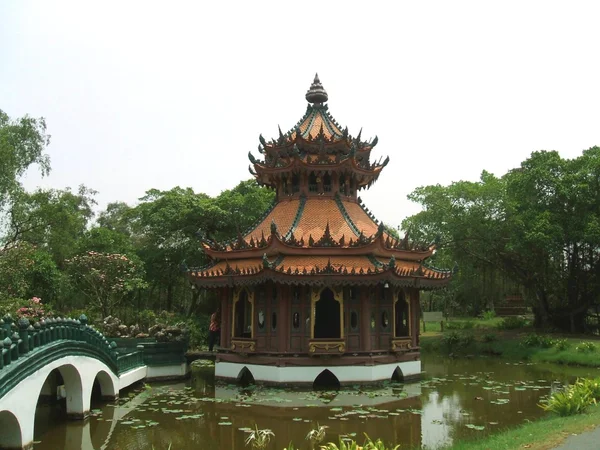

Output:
xmin=32 ymin=356 xmax=600 ymax=450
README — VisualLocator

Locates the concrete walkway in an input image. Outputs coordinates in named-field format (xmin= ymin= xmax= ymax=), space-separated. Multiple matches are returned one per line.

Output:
xmin=553 ymin=426 xmax=600 ymax=449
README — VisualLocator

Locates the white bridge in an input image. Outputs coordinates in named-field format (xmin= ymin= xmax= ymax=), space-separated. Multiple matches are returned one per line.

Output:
xmin=0 ymin=315 xmax=188 ymax=450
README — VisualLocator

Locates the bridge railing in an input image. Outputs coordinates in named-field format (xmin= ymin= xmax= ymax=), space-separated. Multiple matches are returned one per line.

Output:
xmin=0 ymin=314 xmax=145 ymax=375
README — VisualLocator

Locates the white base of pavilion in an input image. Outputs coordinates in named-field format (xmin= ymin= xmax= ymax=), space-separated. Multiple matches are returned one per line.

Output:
xmin=215 ymin=360 xmax=421 ymax=386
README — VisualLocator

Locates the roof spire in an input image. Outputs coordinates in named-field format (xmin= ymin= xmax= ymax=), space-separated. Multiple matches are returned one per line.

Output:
xmin=305 ymin=73 xmax=328 ymax=104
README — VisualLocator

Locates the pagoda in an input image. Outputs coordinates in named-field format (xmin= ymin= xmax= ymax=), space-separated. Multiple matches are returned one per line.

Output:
xmin=189 ymin=75 xmax=451 ymax=387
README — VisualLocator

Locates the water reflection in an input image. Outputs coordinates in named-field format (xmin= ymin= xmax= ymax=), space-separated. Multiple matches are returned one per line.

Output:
xmin=32 ymin=356 xmax=599 ymax=450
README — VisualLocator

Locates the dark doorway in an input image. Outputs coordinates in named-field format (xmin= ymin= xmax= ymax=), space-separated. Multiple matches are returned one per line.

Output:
xmin=237 ymin=366 xmax=255 ymax=387
xmin=313 ymin=369 xmax=340 ymax=390
xmin=234 ymin=291 xmax=252 ymax=338
xmin=395 ymin=291 xmax=409 ymax=337
xmin=391 ymin=366 xmax=404 ymax=383
xmin=314 ymin=288 xmax=340 ymax=338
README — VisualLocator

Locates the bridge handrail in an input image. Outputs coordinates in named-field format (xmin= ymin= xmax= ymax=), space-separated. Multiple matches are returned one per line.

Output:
xmin=0 ymin=314 xmax=144 ymax=376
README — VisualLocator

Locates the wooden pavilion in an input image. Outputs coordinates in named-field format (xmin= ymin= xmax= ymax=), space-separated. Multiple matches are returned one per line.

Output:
xmin=189 ymin=75 xmax=451 ymax=386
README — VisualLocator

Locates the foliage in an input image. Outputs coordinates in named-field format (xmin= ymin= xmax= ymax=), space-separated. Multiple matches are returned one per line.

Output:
xmin=306 ymin=424 xmax=328 ymax=447
xmin=15 ymin=296 xmax=50 ymax=321
xmin=0 ymin=242 xmax=61 ymax=305
xmin=482 ymin=333 xmax=498 ymax=343
xmin=575 ymin=341 xmax=596 ymax=353
xmin=0 ymin=109 xmax=50 ymax=216
xmin=244 ymin=424 xmax=274 ymax=450
xmin=497 ymin=316 xmax=529 ymax=330
xmin=405 ymin=147 xmax=600 ymax=331
xmin=441 ymin=331 xmax=475 ymax=353
xmin=521 ymin=334 xmax=554 ymax=348
xmin=320 ymin=434 xmax=400 ymax=450
xmin=553 ymin=338 xmax=569 ymax=351
xmin=540 ymin=378 xmax=600 ymax=416
xmin=65 ymin=251 xmax=147 ymax=317
xmin=481 ymin=310 xmax=496 ymax=320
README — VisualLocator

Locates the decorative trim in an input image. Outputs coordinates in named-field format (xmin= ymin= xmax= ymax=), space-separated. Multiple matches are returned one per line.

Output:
xmin=308 ymin=340 xmax=346 ymax=353
xmin=334 ymin=193 xmax=361 ymax=237
xmin=283 ymin=194 xmax=307 ymax=240
xmin=391 ymin=338 xmax=412 ymax=351
xmin=230 ymin=339 xmax=256 ymax=352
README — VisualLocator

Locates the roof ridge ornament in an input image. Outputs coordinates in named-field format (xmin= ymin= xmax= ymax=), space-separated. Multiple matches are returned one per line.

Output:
xmin=305 ymin=73 xmax=328 ymax=104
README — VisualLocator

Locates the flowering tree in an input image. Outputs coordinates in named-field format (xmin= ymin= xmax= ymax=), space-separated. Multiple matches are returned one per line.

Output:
xmin=65 ymin=251 xmax=147 ymax=317
xmin=16 ymin=296 xmax=47 ymax=321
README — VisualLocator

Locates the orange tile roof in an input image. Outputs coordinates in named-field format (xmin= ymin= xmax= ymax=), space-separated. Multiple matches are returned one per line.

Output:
xmin=343 ymin=202 xmax=380 ymax=236
xmin=297 ymin=108 xmax=342 ymax=140
xmin=191 ymin=258 xmax=264 ymax=277
xmin=293 ymin=199 xmax=356 ymax=242
xmin=244 ymin=199 xmax=300 ymax=243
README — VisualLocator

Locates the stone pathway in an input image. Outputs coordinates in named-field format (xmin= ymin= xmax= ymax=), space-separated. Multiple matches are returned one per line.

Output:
xmin=553 ymin=426 xmax=600 ymax=449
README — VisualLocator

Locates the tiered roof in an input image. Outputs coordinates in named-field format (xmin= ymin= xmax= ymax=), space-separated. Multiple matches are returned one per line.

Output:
xmin=189 ymin=75 xmax=452 ymax=289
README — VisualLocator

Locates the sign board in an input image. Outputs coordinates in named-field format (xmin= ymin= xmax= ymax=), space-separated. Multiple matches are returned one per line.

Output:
xmin=423 ymin=311 xmax=444 ymax=322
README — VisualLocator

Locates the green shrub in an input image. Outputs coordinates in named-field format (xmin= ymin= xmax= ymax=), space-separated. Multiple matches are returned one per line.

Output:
xmin=541 ymin=377 xmax=600 ymax=416
xmin=481 ymin=310 xmax=496 ymax=320
xmin=576 ymin=342 xmax=597 ymax=353
xmin=320 ymin=435 xmax=400 ymax=450
xmin=497 ymin=316 xmax=528 ymax=330
xmin=441 ymin=331 xmax=475 ymax=353
xmin=522 ymin=334 xmax=553 ymax=348
xmin=540 ymin=387 xmax=592 ymax=416
xmin=482 ymin=333 xmax=498 ymax=343
xmin=553 ymin=338 xmax=569 ymax=351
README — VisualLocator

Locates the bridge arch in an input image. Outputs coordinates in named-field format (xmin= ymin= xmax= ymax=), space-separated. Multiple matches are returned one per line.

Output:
xmin=0 ymin=410 xmax=22 ymax=449
xmin=91 ymin=370 xmax=117 ymax=400
xmin=0 ymin=355 xmax=121 ymax=449
xmin=35 ymin=364 xmax=84 ymax=419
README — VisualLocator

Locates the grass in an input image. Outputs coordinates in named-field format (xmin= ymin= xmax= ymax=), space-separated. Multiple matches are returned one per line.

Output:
xmin=447 ymin=404 xmax=600 ymax=450
xmin=420 ymin=318 xmax=600 ymax=368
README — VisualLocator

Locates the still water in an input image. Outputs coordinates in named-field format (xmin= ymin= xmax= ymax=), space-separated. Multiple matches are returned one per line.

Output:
xmin=33 ymin=357 xmax=600 ymax=450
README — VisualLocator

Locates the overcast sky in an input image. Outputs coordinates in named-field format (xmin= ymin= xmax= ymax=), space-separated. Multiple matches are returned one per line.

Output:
xmin=2 ymin=1 xmax=599 ymax=228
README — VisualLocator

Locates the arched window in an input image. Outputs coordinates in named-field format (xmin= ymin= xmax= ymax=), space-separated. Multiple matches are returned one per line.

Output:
xmin=271 ymin=312 xmax=277 ymax=331
xmin=281 ymin=176 xmax=289 ymax=195
xmin=339 ymin=174 xmax=347 ymax=196
xmin=395 ymin=290 xmax=410 ymax=337
xmin=309 ymin=172 xmax=318 ymax=192
xmin=323 ymin=172 xmax=332 ymax=192
xmin=234 ymin=290 xmax=253 ymax=338
xmin=350 ymin=311 xmax=358 ymax=331
xmin=314 ymin=288 xmax=340 ymax=338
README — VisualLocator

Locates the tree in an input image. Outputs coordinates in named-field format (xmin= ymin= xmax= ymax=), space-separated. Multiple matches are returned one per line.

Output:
xmin=65 ymin=251 xmax=147 ymax=317
xmin=405 ymin=148 xmax=600 ymax=331
xmin=2 ymin=186 xmax=96 ymax=264
xmin=0 ymin=109 xmax=50 ymax=211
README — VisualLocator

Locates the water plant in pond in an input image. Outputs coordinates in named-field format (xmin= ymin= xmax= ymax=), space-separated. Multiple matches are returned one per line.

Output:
xmin=244 ymin=424 xmax=275 ymax=450
xmin=306 ymin=424 xmax=328 ymax=448
xmin=540 ymin=377 xmax=600 ymax=416
xmin=320 ymin=434 xmax=400 ymax=450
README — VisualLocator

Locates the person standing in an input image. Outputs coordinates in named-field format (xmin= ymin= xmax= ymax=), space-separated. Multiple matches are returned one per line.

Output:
xmin=208 ymin=307 xmax=220 ymax=352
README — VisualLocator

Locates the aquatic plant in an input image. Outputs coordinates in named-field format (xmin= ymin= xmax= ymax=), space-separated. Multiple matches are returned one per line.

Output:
xmin=244 ymin=424 xmax=275 ymax=449
xmin=306 ymin=423 xmax=328 ymax=448
xmin=541 ymin=377 xmax=600 ymax=416
xmin=320 ymin=434 xmax=400 ymax=450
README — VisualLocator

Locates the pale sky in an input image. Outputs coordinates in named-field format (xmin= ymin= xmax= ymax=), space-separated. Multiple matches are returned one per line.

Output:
xmin=2 ymin=1 xmax=599 ymax=228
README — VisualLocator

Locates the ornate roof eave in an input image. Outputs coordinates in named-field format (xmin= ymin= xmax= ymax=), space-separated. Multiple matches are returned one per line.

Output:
xmin=252 ymin=155 xmax=386 ymax=178
xmin=202 ymin=230 xmax=434 ymax=261
xmin=188 ymin=266 xmax=452 ymax=290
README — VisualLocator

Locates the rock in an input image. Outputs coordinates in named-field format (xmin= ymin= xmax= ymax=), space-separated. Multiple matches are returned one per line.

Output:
xmin=135 ymin=333 xmax=149 ymax=339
